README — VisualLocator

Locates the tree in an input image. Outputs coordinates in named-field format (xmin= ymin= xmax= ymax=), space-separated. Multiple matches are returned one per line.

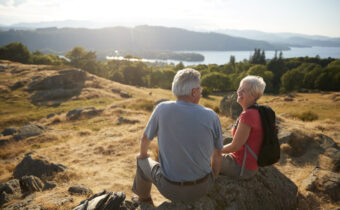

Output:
xmin=201 ymin=72 xmax=231 ymax=91
xmin=281 ymin=69 xmax=304 ymax=92
xmin=229 ymin=55 xmax=235 ymax=67
xmin=247 ymin=65 xmax=274 ymax=92
xmin=303 ymin=67 xmax=322 ymax=89
xmin=267 ymin=51 xmax=288 ymax=93
xmin=120 ymin=62 xmax=150 ymax=86
xmin=250 ymin=48 xmax=266 ymax=65
xmin=65 ymin=46 xmax=97 ymax=69
xmin=0 ymin=42 xmax=31 ymax=63
xmin=314 ymin=66 xmax=340 ymax=91
xmin=174 ymin=61 xmax=184 ymax=70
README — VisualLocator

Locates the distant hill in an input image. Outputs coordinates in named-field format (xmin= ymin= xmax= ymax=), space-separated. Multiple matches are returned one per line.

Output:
xmin=0 ymin=25 xmax=288 ymax=54
xmin=217 ymin=29 xmax=340 ymax=47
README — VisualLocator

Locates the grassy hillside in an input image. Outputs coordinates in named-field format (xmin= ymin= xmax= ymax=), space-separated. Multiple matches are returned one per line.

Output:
xmin=0 ymin=60 xmax=339 ymax=209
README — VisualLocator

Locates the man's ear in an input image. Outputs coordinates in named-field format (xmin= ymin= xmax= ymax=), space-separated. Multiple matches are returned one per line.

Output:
xmin=191 ymin=88 xmax=197 ymax=97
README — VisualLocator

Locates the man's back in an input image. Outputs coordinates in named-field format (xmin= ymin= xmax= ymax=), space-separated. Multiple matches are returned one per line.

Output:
xmin=144 ymin=100 xmax=222 ymax=182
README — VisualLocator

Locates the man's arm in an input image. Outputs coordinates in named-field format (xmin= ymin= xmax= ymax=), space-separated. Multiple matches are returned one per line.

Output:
xmin=137 ymin=133 xmax=151 ymax=159
xmin=211 ymin=148 xmax=222 ymax=180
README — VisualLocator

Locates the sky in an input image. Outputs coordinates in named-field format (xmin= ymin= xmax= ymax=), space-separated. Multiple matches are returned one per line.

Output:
xmin=0 ymin=0 xmax=340 ymax=37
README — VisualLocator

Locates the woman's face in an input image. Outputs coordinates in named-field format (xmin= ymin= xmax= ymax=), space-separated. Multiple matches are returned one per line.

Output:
xmin=237 ymin=82 xmax=256 ymax=108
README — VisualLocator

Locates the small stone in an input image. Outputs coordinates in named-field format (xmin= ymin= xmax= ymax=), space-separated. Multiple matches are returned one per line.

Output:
xmin=120 ymin=91 xmax=131 ymax=98
xmin=46 ymin=113 xmax=56 ymax=119
xmin=68 ymin=184 xmax=92 ymax=195
xmin=14 ymin=124 xmax=44 ymax=141
xmin=43 ymin=181 xmax=57 ymax=191
xmin=1 ymin=127 xmax=17 ymax=136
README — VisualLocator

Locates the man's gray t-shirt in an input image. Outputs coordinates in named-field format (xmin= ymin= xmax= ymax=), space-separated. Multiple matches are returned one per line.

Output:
xmin=144 ymin=100 xmax=223 ymax=182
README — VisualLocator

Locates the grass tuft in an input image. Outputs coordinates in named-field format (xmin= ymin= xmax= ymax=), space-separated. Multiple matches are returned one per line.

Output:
xmin=294 ymin=111 xmax=319 ymax=122
xmin=129 ymin=100 xmax=154 ymax=112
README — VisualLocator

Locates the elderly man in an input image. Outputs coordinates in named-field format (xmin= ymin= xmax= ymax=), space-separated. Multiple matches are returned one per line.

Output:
xmin=132 ymin=68 xmax=223 ymax=205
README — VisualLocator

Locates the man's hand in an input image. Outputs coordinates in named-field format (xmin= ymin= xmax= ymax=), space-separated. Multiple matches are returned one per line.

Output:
xmin=211 ymin=149 xmax=222 ymax=180
xmin=138 ymin=134 xmax=151 ymax=159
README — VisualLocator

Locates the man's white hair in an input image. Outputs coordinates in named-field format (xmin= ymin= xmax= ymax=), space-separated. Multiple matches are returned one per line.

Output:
xmin=172 ymin=68 xmax=201 ymax=97
xmin=240 ymin=75 xmax=266 ymax=100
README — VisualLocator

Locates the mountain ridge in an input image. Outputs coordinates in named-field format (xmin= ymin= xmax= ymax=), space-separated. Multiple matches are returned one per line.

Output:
xmin=0 ymin=25 xmax=288 ymax=53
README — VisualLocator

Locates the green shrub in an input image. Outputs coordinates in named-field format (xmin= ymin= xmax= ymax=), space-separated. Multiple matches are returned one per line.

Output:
xmin=0 ymin=42 xmax=30 ymax=63
xmin=201 ymin=86 xmax=211 ymax=98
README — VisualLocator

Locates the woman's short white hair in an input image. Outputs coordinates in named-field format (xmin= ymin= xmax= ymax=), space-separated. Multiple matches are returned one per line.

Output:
xmin=240 ymin=75 xmax=266 ymax=100
xmin=172 ymin=68 xmax=201 ymax=97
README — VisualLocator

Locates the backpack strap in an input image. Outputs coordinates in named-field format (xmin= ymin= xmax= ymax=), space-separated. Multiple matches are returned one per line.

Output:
xmin=240 ymin=144 xmax=258 ymax=177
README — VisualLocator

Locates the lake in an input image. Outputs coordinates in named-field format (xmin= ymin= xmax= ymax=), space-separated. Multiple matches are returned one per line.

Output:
xmin=167 ymin=47 xmax=340 ymax=65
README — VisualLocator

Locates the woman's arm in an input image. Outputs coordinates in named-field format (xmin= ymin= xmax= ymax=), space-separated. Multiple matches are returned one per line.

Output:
xmin=222 ymin=122 xmax=251 ymax=153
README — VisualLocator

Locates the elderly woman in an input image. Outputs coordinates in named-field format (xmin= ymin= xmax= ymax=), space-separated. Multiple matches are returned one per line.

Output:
xmin=221 ymin=75 xmax=266 ymax=179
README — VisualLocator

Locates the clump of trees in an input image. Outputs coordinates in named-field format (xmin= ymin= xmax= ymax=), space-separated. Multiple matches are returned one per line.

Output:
xmin=0 ymin=42 xmax=66 ymax=65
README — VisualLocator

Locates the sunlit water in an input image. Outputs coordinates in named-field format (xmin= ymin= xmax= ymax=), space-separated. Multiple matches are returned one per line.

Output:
xmin=107 ymin=47 xmax=340 ymax=65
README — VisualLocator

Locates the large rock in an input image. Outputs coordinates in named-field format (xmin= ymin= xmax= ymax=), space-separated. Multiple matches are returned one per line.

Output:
xmin=220 ymin=92 xmax=242 ymax=119
xmin=74 ymin=190 xmax=127 ymax=210
xmin=31 ymin=88 xmax=82 ymax=104
xmin=322 ymin=147 xmax=340 ymax=172
xmin=14 ymin=124 xmax=44 ymax=141
xmin=301 ymin=168 xmax=340 ymax=202
xmin=28 ymin=69 xmax=86 ymax=91
xmin=156 ymin=166 xmax=298 ymax=210
xmin=13 ymin=153 xmax=67 ymax=179
xmin=20 ymin=175 xmax=44 ymax=194
xmin=0 ymin=179 xmax=22 ymax=207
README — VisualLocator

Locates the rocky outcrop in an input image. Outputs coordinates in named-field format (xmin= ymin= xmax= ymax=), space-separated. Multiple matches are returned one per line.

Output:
xmin=13 ymin=124 xmax=45 ymax=141
xmin=74 ymin=166 xmax=297 ymax=210
xmin=301 ymin=168 xmax=340 ymax=202
xmin=66 ymin=107 xmax=103 ymax=120
xmin=157 ymin=166 xmax=297 ymax=210
xmin=28 ymin=69 xmax=86 ymax=91
xmin=0 ymin=179 xmax=22 ymax=207
xmin=31 ymin=88 xmax=82 ymax=104
xmin=279 ymin=129 xmax=340 ymax=202
xmin=27 ymin=69 xmax=86 ymax=105
xmin=220 ymin=92 xmax=242 ymax=119
xmin=13 ymin=153 xmax=67 ymax=179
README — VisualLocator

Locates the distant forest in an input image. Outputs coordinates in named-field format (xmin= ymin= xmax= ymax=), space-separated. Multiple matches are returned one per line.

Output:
xmin=0 ymin=42 xmax=339 ymax=94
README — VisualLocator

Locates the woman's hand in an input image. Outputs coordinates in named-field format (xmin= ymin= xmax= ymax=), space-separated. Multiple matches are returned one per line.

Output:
xmin=222 ymin=122 xmax=251 ymax=153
